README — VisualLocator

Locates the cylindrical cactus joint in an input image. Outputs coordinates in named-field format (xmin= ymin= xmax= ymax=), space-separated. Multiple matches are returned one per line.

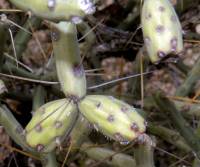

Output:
xmin=78 ymin=95 xmax=146 ymax=143
xmin=9 ymin=0 xmax=95 ymax=21
xmin=141 ymin=0 xmax=183 ymax=63
xmin=25 ymin=99 xmax=78 ymax=153
xmin=52 ymin=22 xmax=87 ymax=100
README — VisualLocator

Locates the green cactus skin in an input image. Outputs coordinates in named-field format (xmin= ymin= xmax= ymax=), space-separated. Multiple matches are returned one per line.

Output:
xmin=141 ymin=0 xmax=183 ymax=63
xmin=52 ymin=22 xmax=87 ymax=99
xmin=25 ymin=99 xmax=78 ymax=153
xmin=78 ymin=95 xmax=146 ymax=143
xmin=9 ymin=0 xmax=95 ymax=21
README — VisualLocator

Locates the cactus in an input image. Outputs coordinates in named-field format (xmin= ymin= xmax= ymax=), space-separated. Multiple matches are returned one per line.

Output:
xmin=141 ymin=0 xmax=183 ymax=63
xmin=9 ymin=0 xmax=95 ymax=21
xmin=25 ymin=99 xmax=78 ymax=153
xmin=52 ymin=22 xmax=86 ymax=100
xmin=81 ymin=142 xmax=137 ymax=167
xmin=78 ymin=95 xmax=146 ymax=142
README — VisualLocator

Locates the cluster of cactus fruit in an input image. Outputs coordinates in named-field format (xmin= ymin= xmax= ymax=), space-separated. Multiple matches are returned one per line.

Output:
xmin=6 ymin=0 xmax=183 ymax=153
xmin=26 ymin=21 xmax=147 ymax=153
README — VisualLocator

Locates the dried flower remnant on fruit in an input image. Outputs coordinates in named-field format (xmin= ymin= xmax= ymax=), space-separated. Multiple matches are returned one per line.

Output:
xmin=136 ymin=134 xmax=154 ymax=146
xmin=78 ymin=0 xmax=96 ymax=14
xmin=47 ymin=0 xmax=56 ymax=11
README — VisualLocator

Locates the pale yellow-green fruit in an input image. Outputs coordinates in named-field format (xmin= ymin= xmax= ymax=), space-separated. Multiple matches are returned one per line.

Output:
xmin=25 ymin=99 xmax=78 ymax=152
xmin=9 ymin=0 xmax=95 ymax=21
xmin=141 ymin=0 xmax=183 ymax=63
xmin=79 ymin=95 xmax=146 ymax=142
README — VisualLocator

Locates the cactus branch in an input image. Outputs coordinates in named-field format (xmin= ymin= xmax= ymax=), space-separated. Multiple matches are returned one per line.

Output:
xmin=77 ymin=21 xmax=96 ymax=58
xmin=2 ymin=61 xmax=40 ymax=80
xmin=9 ymin=16 xmax=41 ymax=60
xmin=153 ymin=93 xmax=200 ymax=158
xmin=69 ymin=115 xmax=90 ymax=154
xmin=40 ymin=152 xmax=58 ymax=167
xmin=52 ymin=21 xmax=86 ymax=99
xmin=0 ymin=24 xmax=7 ymax=71
xmin=176 ymin=56 xmax=200 ymax=96
xmin=0 ymin=105 xmax=32 ymax=151
xmin=148 ymin=123 xmax=191 ymax=152
xmin=134 ymin=142 xmax=155 ymax=167
xmin=32 ymin=86 xmax=47 ymax=111
xmin=81 ymin=142 xmax=136 ymax=167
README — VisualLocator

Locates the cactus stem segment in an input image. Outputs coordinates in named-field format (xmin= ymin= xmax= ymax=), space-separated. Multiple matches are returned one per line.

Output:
xmin=52 ymin=22 xmax=87 ymax=99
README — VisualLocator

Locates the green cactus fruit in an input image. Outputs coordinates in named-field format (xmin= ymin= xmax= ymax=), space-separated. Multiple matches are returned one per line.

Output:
xmin=52 ymin=22 xmax=86 ymax=100
xmin=78 ymin=95 xmax=146 ymax=143
xmin=141 ymin=0 xmax=183 ymax=63
xmin=25 ymin=99 xmax=78 ymax=153
xmin=9 ymin=0 xmax=95 ymax=21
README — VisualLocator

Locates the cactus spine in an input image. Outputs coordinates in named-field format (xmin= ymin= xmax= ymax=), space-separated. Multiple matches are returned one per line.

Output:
xmin=25 ymin=99 xmax=78 ymax=152
xmin=141 ymin=0 xmax=183 ymax=63
xmin=52 ymin=22 xmax=86 ymax=99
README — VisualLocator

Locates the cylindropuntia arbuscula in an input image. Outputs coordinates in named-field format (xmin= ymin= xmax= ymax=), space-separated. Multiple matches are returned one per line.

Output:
xmin=52 ymin=22 xmax=87 ymax=100
xmin=141 ymin=0 xmax=183 ymax=63
xmin=78 ymin=95 xmax=146 ymax=143
xmin=25 ymin=99 xmax=78 ymax=153
xmin=9 ymin=0 xmax=95 ymax=21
